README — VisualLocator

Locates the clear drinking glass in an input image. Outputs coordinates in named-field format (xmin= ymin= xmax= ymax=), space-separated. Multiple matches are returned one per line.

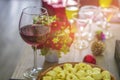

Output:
xmin=99 ymin=6 xmax=119 ymax=39
xmin=65 ymin=0 xmax=80 ymax=23
xmin=73 ymin=13 xmax=89 ymax=50
xmin=79 ymin=6 xmax=98 ymax=41
xmin=19 ymin=6 xmax=50 ymax=79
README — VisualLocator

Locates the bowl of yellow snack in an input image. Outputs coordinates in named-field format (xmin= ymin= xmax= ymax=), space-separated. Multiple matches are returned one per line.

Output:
xmin=37 ymin=62 xmax=115 ymax=80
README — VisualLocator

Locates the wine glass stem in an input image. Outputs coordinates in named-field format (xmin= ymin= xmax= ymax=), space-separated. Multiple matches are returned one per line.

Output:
xmin=33 ymin=46 xmax=37 ymax=70
xmin=89 ymin=19 xmax=92 ymax=32
xmin=88 ymin=19 xmax=92 ymax=41
xmin=79 ymin=29 xmax=83 ymax=40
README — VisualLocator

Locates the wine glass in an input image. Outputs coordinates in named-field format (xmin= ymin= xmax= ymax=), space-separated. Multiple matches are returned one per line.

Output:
xmin=73 ymin=13 xmax=89 ymax=50
xmin=19 ymin=6 xmax=50 ymax=79
xmin=65 ymin=0 xmax=80 ymax=24
xmin=79 ymin=6 xmax=98 ymax=41
xmin=98 ymin=0 xmax=119 ymax=39
xmin=99 ymin=6 xmax=119 ymax=39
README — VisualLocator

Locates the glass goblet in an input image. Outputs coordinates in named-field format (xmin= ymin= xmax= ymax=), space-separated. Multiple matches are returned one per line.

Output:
xmin=99 ymin=6 xmax=119 ymax=39
xmin=79 ymin=6 xmax=98 ymax=41
xmin=19 ymin=6 xmax=50 ymax=79
xmin=73 ymin=13 xmax=89 ymax=50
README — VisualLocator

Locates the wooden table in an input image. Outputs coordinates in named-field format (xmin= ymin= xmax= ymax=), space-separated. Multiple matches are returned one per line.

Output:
xmin=11 ymin=19 xmax=120 ymax=79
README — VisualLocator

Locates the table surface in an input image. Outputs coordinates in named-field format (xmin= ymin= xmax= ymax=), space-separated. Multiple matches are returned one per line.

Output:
xmin=11 ymin=18 xmax=120 ymax=80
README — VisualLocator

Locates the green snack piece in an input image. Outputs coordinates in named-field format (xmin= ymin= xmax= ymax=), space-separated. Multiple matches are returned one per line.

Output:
xmin=102 ymin=70 xmax=111 ymax=79
xmin=42 ymin=76 xmax=52 ymax=80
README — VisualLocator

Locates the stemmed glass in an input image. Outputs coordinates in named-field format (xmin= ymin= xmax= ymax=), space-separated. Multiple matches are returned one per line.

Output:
xmin=79 ymin=6 xmax=98 ymax=41
xmin=99 ymin=6 xmax=119 ymax=39
xmin=19 ymin=6 xmax=50 ymax=78
xmin=98 ymin=0 xmax=119 ymax=39
xmin=73 ymin=13 xmax=89 ymax=50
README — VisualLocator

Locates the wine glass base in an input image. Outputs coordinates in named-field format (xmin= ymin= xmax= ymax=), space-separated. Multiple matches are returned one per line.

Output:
xmin=74 ymin=40 xmax=89 ymax=50
xmin=23 ymin=67 xmax=42 ymax=79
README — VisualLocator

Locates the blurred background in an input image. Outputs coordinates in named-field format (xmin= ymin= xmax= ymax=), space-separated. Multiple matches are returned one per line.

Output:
xmin=0 ymin=0 xmax=41 ymax=80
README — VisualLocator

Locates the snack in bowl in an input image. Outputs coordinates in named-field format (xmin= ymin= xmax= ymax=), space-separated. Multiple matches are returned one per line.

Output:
xmin=37 ymin=62 xmax=115 ymax=80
